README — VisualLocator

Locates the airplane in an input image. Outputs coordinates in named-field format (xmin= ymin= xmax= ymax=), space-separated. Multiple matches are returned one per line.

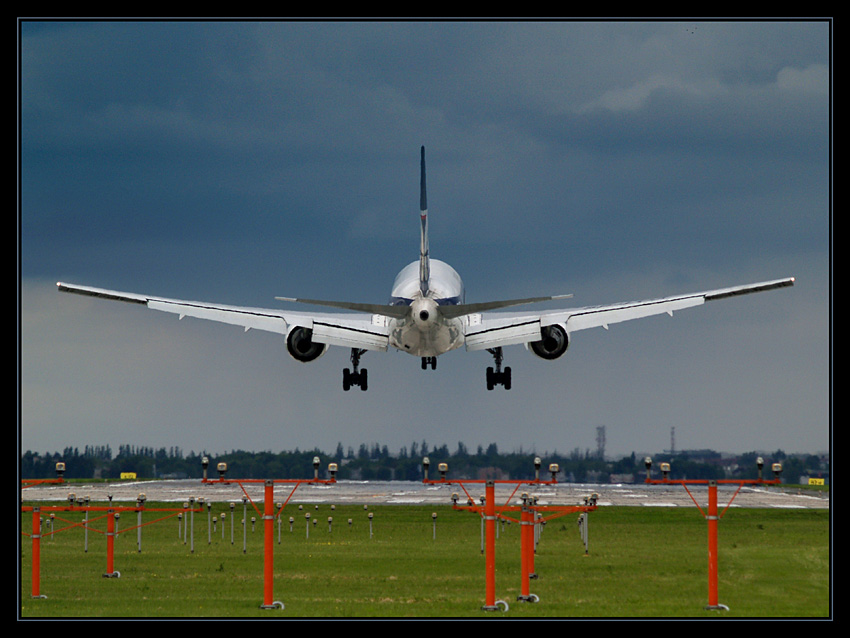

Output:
xmin=57 ymin=146 xmax=795 ymax=392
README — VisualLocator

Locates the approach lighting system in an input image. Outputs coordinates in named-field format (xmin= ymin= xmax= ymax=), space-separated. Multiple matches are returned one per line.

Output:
xmin=217 ymin=462 xmax=228 ymax=479
xmin=660 ymin=462 xmax=671 ymax=480
xmin=422 ymin=457 xmax=430 ymax=480
xmin=644 ymin=457 xmax=653 ymax=480
xmin=55 ymin=462 xmax=65 ymax=478
xmin=438 ymin=463 xmax=449 ymax=480
xmin=772 ymin=463 xmax=783 ymax=479
xmin=328 ymin=463 xmax=338 ymax=480
xmin=548 ymin=463 xmax=560 ymax=481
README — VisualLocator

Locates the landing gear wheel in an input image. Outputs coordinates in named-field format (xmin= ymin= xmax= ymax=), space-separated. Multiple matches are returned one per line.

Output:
xmin=343 ymin=349 xmax=368 ymax=391
xmin=421 ymin=357 xmax=437 ymax=370
xmin=485 ymin=348 xmax=512 ymax=390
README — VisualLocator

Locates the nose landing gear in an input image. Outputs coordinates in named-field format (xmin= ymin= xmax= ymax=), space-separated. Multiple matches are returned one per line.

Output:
xmin=343 ymin=348 xmax=368 ymax=391
xmin=421 ymin=356 xmax=437 ymax=370
xmin=485 ymin=347 xmax=511 ymax=390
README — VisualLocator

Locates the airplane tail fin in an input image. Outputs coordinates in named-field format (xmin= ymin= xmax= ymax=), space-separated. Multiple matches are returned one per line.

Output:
xmin=419 ymin=146 xmax=430 ymax=298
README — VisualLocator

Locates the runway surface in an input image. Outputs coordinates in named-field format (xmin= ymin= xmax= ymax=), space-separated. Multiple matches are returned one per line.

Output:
xmin=21 ymin=479 xmax=829 ymax=510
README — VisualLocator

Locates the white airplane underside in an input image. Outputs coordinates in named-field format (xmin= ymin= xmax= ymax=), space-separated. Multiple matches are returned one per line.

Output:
xmin=57 ymin=147 xmax=795 ymax=391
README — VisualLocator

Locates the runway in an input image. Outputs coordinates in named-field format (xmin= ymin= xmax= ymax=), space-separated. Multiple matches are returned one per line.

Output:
xmin=21 ymin=479 xmax=829 ymax=510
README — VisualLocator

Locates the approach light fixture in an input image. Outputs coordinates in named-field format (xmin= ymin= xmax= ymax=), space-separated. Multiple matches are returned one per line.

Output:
xmin=438 ymin=463 xmax=448 ymax=479
xmin=772 ymin=463 xmax=783 ymax=479
xmin=55 ymin=462 xmax=65 ymax=478
xmin=217 ymin=462 xmax=228 ymax=479
xmin=549 ymin=463 xmax=560 ymax=481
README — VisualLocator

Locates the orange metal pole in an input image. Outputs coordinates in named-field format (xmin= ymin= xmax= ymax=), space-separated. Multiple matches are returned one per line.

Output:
xmin=31 ymin=508 xmax=43 ymax=598
xmin=104 ymin=510 xmax=119 ymax=578
xmin=260 ymin=480 xmax=284 ymax=610
xmin=705 ymin=481 xmax=727 ymax=610
xmin=482 ymin=480 xmax=497 ymax=610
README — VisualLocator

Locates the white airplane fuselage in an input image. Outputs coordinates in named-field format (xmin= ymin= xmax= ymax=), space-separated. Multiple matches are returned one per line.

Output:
xmin=387 ymin=259 xmax=466 ymax=358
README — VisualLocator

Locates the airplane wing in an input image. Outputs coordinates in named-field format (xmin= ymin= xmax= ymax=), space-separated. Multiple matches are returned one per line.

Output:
xmin=464 ymin=277 xmax=795 ymax=351
xmin=56 ymin=282 xmax=389 ymax=352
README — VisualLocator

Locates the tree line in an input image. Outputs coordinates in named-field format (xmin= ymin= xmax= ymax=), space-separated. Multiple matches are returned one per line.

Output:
xmin=19 ymin=442 xmax=829 ymax=485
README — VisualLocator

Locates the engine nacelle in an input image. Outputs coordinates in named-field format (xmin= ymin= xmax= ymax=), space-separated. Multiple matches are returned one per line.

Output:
xmin=528 ymin=324 xmax=570 ymax=360
xmin=286 ymin=327 xmax=329 ymax=363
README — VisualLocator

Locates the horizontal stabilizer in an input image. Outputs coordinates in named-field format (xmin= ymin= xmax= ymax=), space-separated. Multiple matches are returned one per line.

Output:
xmin=276 ymin=297 xmax=411 ymax=319
xmin=276 ymin=294 xmax=573 ymax=319
xmin=439 ymin=294 xmax=573 ymax=318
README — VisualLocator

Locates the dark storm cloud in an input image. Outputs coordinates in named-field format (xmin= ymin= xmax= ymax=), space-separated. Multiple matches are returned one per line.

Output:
xmin=20 ymin=20 xmax=830 ymax=459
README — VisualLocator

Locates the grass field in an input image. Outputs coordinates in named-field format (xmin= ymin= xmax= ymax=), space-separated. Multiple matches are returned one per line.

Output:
xmin=19 ymin=502 xmax=830 ymax=618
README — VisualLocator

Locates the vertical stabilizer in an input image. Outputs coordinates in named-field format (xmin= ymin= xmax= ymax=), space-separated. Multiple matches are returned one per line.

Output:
xmin=419 ymin=146 xmax=430 ymax=297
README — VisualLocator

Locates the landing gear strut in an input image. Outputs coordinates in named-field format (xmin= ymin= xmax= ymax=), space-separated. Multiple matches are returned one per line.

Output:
xmin=421 ymin=357 xmax=437 ymax=370
xmin=343 ymin=349 xmax=368 ymax=391
xmin=486 ymin=347 xmax=511 ymax=390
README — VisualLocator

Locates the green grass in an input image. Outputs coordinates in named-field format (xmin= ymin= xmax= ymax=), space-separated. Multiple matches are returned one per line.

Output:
xmin=20 ymin=502 xmax=830 ymax=618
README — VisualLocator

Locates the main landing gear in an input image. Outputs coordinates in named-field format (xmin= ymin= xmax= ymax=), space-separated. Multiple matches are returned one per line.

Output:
xmin=343 ymin=348 xmax=368 ymax=391
xmin=486 ymin=347 xmax=511 ymax=391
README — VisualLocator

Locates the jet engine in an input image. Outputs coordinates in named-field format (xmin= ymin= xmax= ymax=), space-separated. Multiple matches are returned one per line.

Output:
xmin=528 ymin=324 xmax=570 ymax=360
xmin=286 ymin=327 xmax=329 ymax=362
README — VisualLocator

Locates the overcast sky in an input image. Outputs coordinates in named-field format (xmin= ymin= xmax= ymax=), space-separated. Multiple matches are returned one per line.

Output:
xmin=19 ymin=20 xmax=831 ymax=463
